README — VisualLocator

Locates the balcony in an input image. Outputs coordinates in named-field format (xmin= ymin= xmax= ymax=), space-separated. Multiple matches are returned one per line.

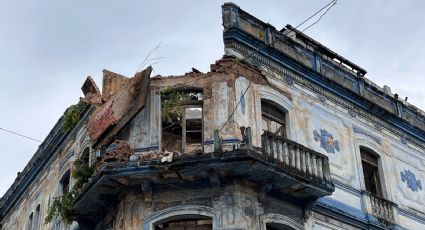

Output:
xmin=364 ymin=191 xmax=397 ymax=225
xmin=261 ymin=131 xmax=331 ymax=182
xmin=71 ymin=128 xmax=334 ymax=224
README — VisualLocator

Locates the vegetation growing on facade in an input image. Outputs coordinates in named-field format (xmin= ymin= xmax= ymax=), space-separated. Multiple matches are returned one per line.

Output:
xmin=44 ymin=158 xmax=97 ymax=225
xmin=161 ymin=87 xmax=191 ymax=123
xmin=62 ymin=101 xmax=87 ymax=133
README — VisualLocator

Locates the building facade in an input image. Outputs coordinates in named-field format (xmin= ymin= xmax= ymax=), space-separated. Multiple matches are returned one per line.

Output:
xmin=1 ymin=3 xmax=425 ymax=230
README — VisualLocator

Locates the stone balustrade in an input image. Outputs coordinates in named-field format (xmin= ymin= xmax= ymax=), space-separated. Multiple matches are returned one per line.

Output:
xmin=366 ymin=192 xmax=396 ymax=224
xmin=261 ymin=131 xmax=331 ymax=182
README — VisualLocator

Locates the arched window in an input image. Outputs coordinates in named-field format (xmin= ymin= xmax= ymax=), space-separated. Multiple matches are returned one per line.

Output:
xmin=81 ymin=147 xmax=90 ymax=166
xmin=266 ymin=223 xmax=295 ymax=230
xmin=261 ymin=100 xmax=287 ymax=137
xmin=33 ymin=204 xmax=41 ymax=230
xmin=27 ymin=212 xmax=33 ymax=230
xmin=154 ymin=214 xmax=212 ymax=230
xmin=360 ymin=147 xmax=383 ymax=196
xmin=59 ymin=170 xmax=71 ymax=196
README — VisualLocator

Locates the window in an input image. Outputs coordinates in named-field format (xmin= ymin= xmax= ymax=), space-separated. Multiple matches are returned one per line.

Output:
xmin=59 ymin=170 xmax=71 ymax=196
xmin=27 ymin=212 xmax=33 ymax=230
xmin=154 ymin=215 xmax=212 ymax=230
xmin=261 ymin=100 xmax=286 ymax=137
xmin=161 ymin=89 xmax=203 ymax=154
xmin=361 ymin=147 xmax=383 ymax=196
xmin=182 ymin=103 xmax=203 ymax=153
xmin=33 ymin=204 xmax=41 ymax=230
xmin=81 ymin=147 xmax=90 ymax=166
xmin=266 ymin=223 xmax=295 ymax=230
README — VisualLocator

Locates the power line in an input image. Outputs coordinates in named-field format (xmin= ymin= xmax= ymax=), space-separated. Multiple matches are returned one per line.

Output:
xmin=171 ymin=0 xmax=338 ymax=90
xmin=302 ymin=0 xmax=337 ymax=32
xmin=296 ymin=0 xmax=337 ymax=30
xmin=1 ymin=1 xmax=337 ymax=150
xmin=0 ymin=127 xmax=42 ymax=143
xmin=187 ymin=1 xmax=338 ymax=153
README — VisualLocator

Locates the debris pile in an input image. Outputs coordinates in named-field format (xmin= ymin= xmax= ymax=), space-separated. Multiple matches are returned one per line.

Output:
xmin=101 ymin=140 xmax=133 ymax=163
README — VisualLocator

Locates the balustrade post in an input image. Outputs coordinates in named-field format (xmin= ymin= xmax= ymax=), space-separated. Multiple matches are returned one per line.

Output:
xmin=290 ymin=145 xmax=295 ymax=168
xmin=295 ymin=147 xmax=300 ymax=171
xmin=306 ymin=151 xmax=311 ymax=175
xmin=283 ymin=142 xmax=289 ymax=165
xmin=317 ymin=156 xmax=323 ymax=179
xmin=273 ymin=137 xmax=278 ymax=160
xmin=311 ymin=154 xmax=317 ymax=177
xmin=300 ymin=150 xmax=306 ymax=173
xmin=277 ymin=139 xmax=283 ymax=162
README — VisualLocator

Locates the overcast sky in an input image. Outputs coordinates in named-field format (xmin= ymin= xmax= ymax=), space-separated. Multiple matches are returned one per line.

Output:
xmin=1 ymin=0 xmax=424 ymax=196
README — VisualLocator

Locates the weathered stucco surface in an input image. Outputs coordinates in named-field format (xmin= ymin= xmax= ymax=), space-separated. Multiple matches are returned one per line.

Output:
xmin=1 ymin=3 xmax=425 ymax=230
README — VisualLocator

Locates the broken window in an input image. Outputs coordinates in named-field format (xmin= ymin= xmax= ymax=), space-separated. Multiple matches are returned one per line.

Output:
xmin=154 ymin=216 xmax=212 ymax=230
xmin=161 ymin=88 xmax=203 ymax=154
xmin=261 ymin=100 xmax=286 ymax=137
xmin=361 ymin=147 xmax=383 ymax=197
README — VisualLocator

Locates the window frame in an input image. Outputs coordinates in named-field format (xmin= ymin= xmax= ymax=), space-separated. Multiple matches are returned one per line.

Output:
xmin=261 ymin=100 xmax=287 ymax=138
xmin=181 ymin=100 xmax=204 ymax=154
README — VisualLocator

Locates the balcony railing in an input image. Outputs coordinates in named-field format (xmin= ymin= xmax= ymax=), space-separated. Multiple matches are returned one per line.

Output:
xmin=261 ymin=131 xmax=331 ymax=182
xmin=366 ymin=192 xmax=396 ymax=224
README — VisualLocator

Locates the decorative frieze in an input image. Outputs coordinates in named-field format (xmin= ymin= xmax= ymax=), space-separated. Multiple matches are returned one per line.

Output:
xmin=313 ymin=129 xmax=340 ymax=154
xmin=400 ymin=170 xmax=422 ymax=192
xmin=317 ymin=94 xmax=327 ymax=103
xmin=348 ymin=108 xmax=357 ymax=118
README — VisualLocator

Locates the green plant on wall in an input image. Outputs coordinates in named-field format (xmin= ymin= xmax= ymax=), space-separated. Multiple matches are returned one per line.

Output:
xmin=44 ymin=158 xmax=98 ymax=225
xmin=161 ymin=87 xmax=191 ymax=123
xmin=62 ymin=101 xmax=87 ymax=133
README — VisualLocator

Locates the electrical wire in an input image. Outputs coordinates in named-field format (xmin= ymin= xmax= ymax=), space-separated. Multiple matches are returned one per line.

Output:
xmin=170 ymin=0 xmax=338 ymax=90
xmin=302 ymin=0 xmax=337 ymax=32
xmin=0 ymin=127 xmax=42 ymax=143
xmin=1 ymin=1 xmax=338 ymax=151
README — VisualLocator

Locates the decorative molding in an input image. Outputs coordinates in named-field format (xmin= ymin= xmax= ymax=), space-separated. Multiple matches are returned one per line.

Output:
xmin=352 ymin=126 xmax=382 ymax=145
xmin=317 ymin=94 xmax=327 ymax=103
xmin=348 ymin=108 xmax=357 ymax=118
xmin=400 ymin=170 xmax=422 ymax=192
xmin=400 ymin=135 xmax=408 ymax=145
xmin=313 ymin=129 xmax=340 ymax=153
xmin=225 ymin=39 xmax=425 ymax=150
xmin=374 ymin=123 xmax=383 ymax=132
xmin=260 ymin=213 xmax=304 ymax=230
xmin=143 ymin=205 xmax=222 ymax=230
xmin=284 ymin=75 xmax=294 ymax=85
xmin=59 ymin=150 xmax=75 ymax=170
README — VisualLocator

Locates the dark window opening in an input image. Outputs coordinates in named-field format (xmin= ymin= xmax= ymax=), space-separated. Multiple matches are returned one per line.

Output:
xmin=266 ymin=223 xmax=295 ymax=230
xmin=33 ymin=204 xmax=40 ymax=230
xmin=154 ymin=216 xmax=212 ymax=230
xmin=81 ymin=148 xmax=90 ymax=166
xmin=60 ymin=171 xmax=71 ymax=196
xmin=361 ymin=148 xmax=382 ymax=197
xmin=27 ymin=212 xmax=33 ymax=230
xmin=161 ymin=89 xmax=203 ymax=154
xmin=261 ymin=100 xmax=286 ymax=137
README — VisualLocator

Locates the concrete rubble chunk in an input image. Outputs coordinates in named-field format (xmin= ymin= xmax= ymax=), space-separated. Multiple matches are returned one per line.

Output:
xmin=81 ymin=76 xmax=102 ymax=107
xmin=102 ymin=69 xmax=129 ymax=102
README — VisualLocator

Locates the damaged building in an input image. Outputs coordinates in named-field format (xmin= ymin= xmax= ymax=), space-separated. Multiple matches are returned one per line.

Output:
xmin=1 ymin=2 xmax=425 ymax=230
